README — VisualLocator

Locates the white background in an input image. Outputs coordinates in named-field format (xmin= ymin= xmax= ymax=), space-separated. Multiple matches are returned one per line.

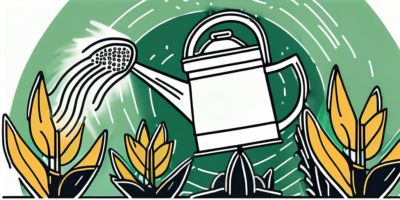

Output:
xmin=0 ymin=0 xmax=399 ymax=197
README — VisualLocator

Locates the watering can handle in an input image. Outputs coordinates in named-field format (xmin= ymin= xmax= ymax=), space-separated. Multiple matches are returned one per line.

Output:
xmin=183 ymin=11 xmax=271 ymax=64
xmin=265 ymin=54 xmax=309 ymax=131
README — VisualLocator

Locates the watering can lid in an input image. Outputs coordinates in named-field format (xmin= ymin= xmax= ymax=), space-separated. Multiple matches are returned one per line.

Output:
xmin=181 ymin=29 xmax=262 ymax=73
xmin=197 ymin=30 xmax=245 ymax=54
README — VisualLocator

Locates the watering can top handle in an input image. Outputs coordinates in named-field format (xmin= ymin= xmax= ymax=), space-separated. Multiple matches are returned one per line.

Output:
xmin=183 ymin=11 xmax=271 ymax=64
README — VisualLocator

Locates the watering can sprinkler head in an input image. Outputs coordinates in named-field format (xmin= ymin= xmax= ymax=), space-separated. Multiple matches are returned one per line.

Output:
xmin=50 ymin=38 xmax=137 ymax=136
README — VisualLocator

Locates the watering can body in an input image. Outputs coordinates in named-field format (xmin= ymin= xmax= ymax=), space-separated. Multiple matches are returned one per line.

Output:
xmin=131 ymin=10 xmax=309 ymax=156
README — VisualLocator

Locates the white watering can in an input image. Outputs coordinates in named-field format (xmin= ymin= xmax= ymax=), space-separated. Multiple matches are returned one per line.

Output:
xmin=130 ymin=11 xmax=309 ymax=156
xmin=61 ymin=10 xmax=309 ymax=156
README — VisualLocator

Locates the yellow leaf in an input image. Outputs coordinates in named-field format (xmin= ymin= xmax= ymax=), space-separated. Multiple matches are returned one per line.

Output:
xmin=364 ymin=109 xmax=386 ymax=159
xmin=304 ymin=110 xmax=353 ymax=196
xmin=327 ymin=66 xmax=357 ymax=149
xmin=28 ymin=72 xmax=56 ymax=157
xmin=137 ymin=120 xmax=149 ymax=148
xmin=3 ymin=115 xmax=49 ymax=198
xmin=381 ymin=139 xmax=400 ymax=164
xmin=110 ymin=150 xmax=139 ymax=183
xmin=125 ymin=134 xmax=146 ymax=175
xmin=60 ymin=120 xmax=83 ymax=154
xmin=75 ymin=130 xmax=107 ymax=168
xmin=150 ymin=122 xmax=167 ymax=151
xmin=360 ymin=87 xmax=381 ymax=124
xmin=155 ymin=142 xmax=173 ymax=178
xmin=60 ymin=122 xmax=84 ymax=165
xmin=154 ymin=142 xmax=172 ymax=168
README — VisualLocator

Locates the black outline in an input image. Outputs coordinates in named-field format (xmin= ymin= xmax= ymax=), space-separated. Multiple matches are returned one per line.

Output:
xmin=63 ymin=70 xmax=110 ymax=136
xmin=3 ymin=114 xmax=49 ymax=198
xmin=59 ymin=117 xmax=86 ymax=166
xmin=55 ymin=63 xmax=100 ymax=123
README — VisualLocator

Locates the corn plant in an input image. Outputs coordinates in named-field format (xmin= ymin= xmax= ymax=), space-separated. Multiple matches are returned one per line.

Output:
xmin=109 ymin=120 xmax=193 ymax=198
xmin=2 ymin=72 xmax=107 ymax=198
xmin=295 ymin=65 xmax=400 ymax=198
xmin=191 ymin=149 xmax=282 ymax=198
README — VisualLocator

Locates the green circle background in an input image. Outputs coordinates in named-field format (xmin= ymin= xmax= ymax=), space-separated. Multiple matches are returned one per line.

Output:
xmin=8 ymin=0 xmax=400 ymax=197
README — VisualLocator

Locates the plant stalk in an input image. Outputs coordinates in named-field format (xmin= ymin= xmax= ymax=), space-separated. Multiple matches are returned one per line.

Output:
xmin=351 ymin=123 xmax=366 ymax=197
xmin=49 ymin=130 xmax=61 ymax=197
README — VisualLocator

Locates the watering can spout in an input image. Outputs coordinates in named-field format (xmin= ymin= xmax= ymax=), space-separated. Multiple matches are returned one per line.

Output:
xmin=131 ymin=63 xmax=193 ymax=121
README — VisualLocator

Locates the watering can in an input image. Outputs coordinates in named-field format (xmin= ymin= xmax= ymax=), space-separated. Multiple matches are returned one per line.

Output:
xmin=59 ymin=10 xmax=309 ymax=156
xmin=129 ymin=11 xmax=309 ymax=156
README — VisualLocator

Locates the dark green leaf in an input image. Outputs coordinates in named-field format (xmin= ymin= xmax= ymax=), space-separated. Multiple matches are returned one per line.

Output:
xmin=364 ymin=161 xmax=400 ymax=197
xmin=156 ymin=157 xmax=193 ymax=198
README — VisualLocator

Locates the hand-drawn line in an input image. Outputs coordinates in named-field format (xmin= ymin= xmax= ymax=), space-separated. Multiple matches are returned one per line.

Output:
xmin=304 ymin=3 xmax=339 ymax=46
xmin=281 ymin=178 xmax=302 ymax=191
xmin=291 ymin=0 xmax=299 ymax=6
xmin=161 ymin=54 xmax=174 ymax=65
xmin=253 ymin=0 xmax=266 ymax=5
xmin=263 ymin=17 xmax=310 ymax=56
xmin=318 ymin=25 xmax=337 ymax=49
xmin=280 ymin=8 xmax=331 ymax=62
xmin=187 ymin=181 xmax=209 ymax=190
xmin=110 ymin=0 xmax=146 ymax=28
xmin=313 ymin=0 xmax=338 ymax=27
xmin=342 ymin=35 xmax=356 ymax=58
xmin=369 ymin=60 xmax=374 ymax=77
xmin=123 ymin=108 xmax=136 ymax=135
xmin=150 ymin=54 xmax=156 ymax=60
xmin=135 ymin=10 xmax=205 ymax=43
xmin=118 ymin=82 xmax=124 ymax=102
xmin=253 ymin=154 xmax=276 ymax=166
xmin=149 ymin=88 xmax=156 ymax=117
xmin=275 ymin=157 xmax=293 ymax=171
xmin=106 ymin=97 xmax=114 ymax=123
xmin=197 ymin=168 xmax=219 ymax=175
xmin=280 ymin=141 xmax=293 ymax=151
xmin=275 ymin=168 xmax=297 ymax=183
xmin=278 ymin=72 xmax=285 ymax=84
xmin=127 ymin=76 xmax=139 ymax=114
xmin=128 ymin=9 xmax=154 ymax=28
xmin=93 ymin=110 xmax=100 ymax=125
xmin=316 ymin=66 xmax=325 ymax=92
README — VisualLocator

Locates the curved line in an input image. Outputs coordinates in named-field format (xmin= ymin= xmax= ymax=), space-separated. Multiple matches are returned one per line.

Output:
xmin=56 ymin=64 xmax=100 ymax=123
xmin=11 ymin=128 xmax=49 ymax=197
xmin=60 ymin=119 xmax=85 ymax=165
xmin=49 ymin=59 xmax=89 ymax=96
xmin=135 ymin=10 xmax=205 ymax=44
xmin=149 ymin=88 xmax=156 ymax=117
xmin=92 ymin=70 xmax=129 ymax=111
xmin=27 ymin=73 xmax=42 ymax=120
xmin=154 ymin=143 xmax=171 ymax=170
xmin=125 ymin=137 xmax=146 ymax=168
xmin=318 ymin=124 xmax=351 ymax=187
xmin=62 ymin=71 xmax=110 ymax=136
xmin=18 ymin=178 xmax=35 ymax=197
xmin=59 ymin=66 xmax=104 ymax=129
xmin=39 ymin=131 xmax=50 ymax=159
xmin=53 ymin=62 xmax=94 ymax=117
xmin=364 ymin=112 xmax=385 ymax=148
